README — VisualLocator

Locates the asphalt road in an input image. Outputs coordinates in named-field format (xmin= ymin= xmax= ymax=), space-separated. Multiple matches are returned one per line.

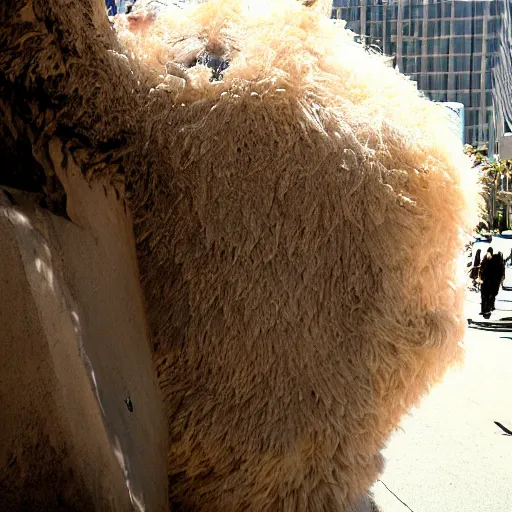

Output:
xmin=371 ymin=276 xmax=512 ymax=512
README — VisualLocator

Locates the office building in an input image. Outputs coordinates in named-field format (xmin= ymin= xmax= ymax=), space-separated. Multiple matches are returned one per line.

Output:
xmin=332 ymin=0 xmax=512 ymax=150
xmin=492 ymin=0 xmax=512 ymax=157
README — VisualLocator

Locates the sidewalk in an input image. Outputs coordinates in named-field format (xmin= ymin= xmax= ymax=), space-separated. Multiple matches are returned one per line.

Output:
xmin=371 ymin=285 xmax=512 ymax=511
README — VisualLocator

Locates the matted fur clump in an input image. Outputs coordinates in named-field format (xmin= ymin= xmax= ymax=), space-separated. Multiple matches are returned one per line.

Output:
xmin=115 ymin=0 xmax=476 ymax=509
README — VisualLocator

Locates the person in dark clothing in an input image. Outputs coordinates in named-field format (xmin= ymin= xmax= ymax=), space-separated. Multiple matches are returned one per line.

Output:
xmin=505 ymin=248 xmax=512 ymax=267
xmin=489 ymin=251 xmax=506 ymax=311
xmin=480 ymin=248 xmax=506 ymax=317
xmin=106 ymin=0 xmax=117 ymax=15
xmin=469 ymin=248 xmax=481 ymax=290
xmin=479 ymin=247 xmax=494 ymax=317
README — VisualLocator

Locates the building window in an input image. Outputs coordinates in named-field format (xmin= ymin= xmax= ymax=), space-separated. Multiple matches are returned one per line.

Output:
xmin=466 ymin=110 xmax=478 ymax=126
xmin=429 ymin=73 xmax=449 ymax=90
xmin=442 ymin=2 xmax=452 ymax=17
xmin=429 ymin=3 xmax=442 ymax=18
xmin=400 ymin=57 xmax=409 ymax=74
xmin=473 ymin=38 xmax=483 ymax=53
xmin=487 ymin=18 xmax=500 ymax=36
xmin=447 ymin=90 xmax=458 ymax=102
xmin=388 ymin=4 xmax=398 ymax=19
xmin=434 ymin=56 xmax=449 ymax=72
xmin=409 ymin=20 xmax=418 ymax=36
xmin=456 ymin=92 xmax=470 ymax=106
xmin=487 ymin=38 xmax=498 ymax=53
xmin=472 ymin=56 xmax=482 ymax=71
xmin=411 ymin=5 xmax=423 ymax=19
xmin=471 ymin=18 xmax=484 ymax=34
xmin=370 ymin=23 xmax=383 ymax=38
xmin=370 ymin=6 xmax=384 ymax=22
xmin=471 ymin=73 xmax=481 ymax=88
xmin=486 ymin=70 xmax=492 ymax=89
xmin=474 ymin=2 xmax=485 ymax=17
xmin=453 ymin=56 xmax=470 ymax=72
xmin=454 ymin=20 xmax=467 ymax=36
xmin=454 ymin=2 xmax=473 ymax=18
xmin=452 ymin=37 xmax=467 ymax=54
xmin=432 ymin=38 xmax=444 ymax=54
xmin=427 ymin=21 xmax=435 ymax=38
xmin=455 ymin=74 xmax=471 ymax=89
xmin=432 ymin=92 xmax=448 ymax=102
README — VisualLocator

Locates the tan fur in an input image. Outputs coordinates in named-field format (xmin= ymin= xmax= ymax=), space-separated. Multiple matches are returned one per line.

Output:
xmin=0 ymin=0 xmax=477 ymax=509
xmin=115 ymin=1 xmax=477 ymax=510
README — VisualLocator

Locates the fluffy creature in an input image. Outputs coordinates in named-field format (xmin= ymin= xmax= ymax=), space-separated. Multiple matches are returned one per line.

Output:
xmin=117 ymin=1 xmax=476 ymax=509
xmin=1 ymin=0 xmax=476 ymax=510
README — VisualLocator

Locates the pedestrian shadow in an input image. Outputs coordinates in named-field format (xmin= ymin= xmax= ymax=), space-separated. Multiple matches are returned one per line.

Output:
xmin=468 ymin=325 xmax=512 ymax=332
xmin=494 ymin=421 xmax=512 ymax=436
xmin=468 ymin=322 xmax=512 ymax=332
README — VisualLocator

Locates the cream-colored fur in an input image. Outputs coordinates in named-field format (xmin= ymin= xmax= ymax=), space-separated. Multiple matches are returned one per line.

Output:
xmin=0 ymin=0 xmax=476 ymax=509
xmin=115 ymin=1 xmax=477 ymax=510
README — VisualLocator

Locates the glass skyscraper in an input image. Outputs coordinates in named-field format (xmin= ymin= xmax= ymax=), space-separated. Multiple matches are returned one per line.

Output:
xmin=332 ymin=0 xmax=511 ymax=149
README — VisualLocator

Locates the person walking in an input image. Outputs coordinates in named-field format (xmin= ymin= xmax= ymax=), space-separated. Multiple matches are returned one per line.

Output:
xmin=479 ymin=247 xmax=494 ymax=317
xmin=505 ymin=248 xmax=512 ymax=267
xmin=469 ymin=248 xmax=481 ymax=291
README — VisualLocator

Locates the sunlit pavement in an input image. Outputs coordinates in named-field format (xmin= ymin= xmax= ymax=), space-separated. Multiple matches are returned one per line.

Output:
xmin=371 ymin=283 xmax=512 ymax=512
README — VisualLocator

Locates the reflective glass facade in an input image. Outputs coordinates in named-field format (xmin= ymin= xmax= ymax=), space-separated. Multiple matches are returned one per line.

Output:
xmin=332 ymin=0 xmax=510 ymax=148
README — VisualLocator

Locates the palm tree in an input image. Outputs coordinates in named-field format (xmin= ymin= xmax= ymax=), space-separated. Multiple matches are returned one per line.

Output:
xmin=465 ymin=145 xmax=512 ymax=232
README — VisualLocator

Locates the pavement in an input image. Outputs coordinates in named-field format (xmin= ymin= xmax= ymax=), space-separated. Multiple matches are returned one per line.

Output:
xmin=370 ymin=240 xmax=512 ymax=512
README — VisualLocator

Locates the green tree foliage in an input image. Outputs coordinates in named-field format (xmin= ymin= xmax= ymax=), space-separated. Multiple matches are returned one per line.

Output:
xmin=463 ymin=145 xmax=512 ymax=233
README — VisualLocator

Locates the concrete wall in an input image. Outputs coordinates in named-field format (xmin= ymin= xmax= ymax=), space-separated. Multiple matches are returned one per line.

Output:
xmin=0 ymin=163 xmax=168 ymax=510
